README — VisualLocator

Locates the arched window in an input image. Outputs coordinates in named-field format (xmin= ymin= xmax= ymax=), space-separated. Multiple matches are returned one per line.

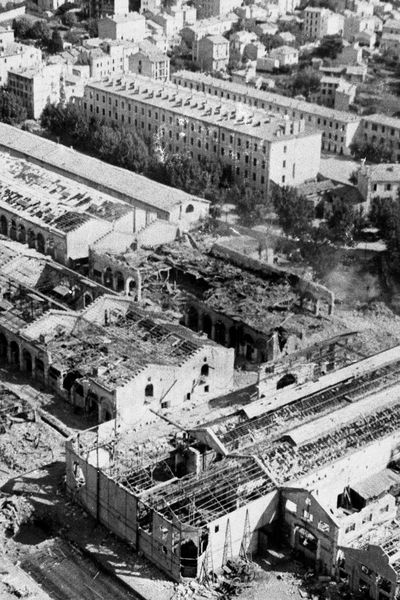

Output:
xmin=10 ymin=220 xmax=17 ymax=240
xmin=201 ymin=364 xmax=209 ymax=377
xmin=185 ymin=204 xmax=194 ymax=213
xmin=115 ymin=271 xmax=125 ymax=292
xmin=276 ymin=373 xmax=297 ymax=390
xmin=145 ymin=383 xmax=154 ymax=397
xmin=83 ymin=292 xmax=93 ymax=307
xmin=36 ymin=233 xmax=45 ymax=254
xmin=0 ymin=215 xmax=7 ymax=236
xmin=103 ymin=267 xmax=113 ymax=289
xmin=18 ymin=224 xmax=26 ymax=244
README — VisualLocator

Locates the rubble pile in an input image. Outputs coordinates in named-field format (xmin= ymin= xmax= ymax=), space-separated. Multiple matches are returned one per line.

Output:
xmin=0 ymin=409 xmax=61 ymax=479
xmin=172 ymin=559 xmax=258 ymax=600
xmin=0 ymin=495 xmax=34 ymax=539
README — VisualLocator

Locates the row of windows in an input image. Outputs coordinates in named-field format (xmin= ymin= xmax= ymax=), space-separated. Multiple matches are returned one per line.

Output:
xmin=178 ymin=79 xmax=348 ymax=131
xmin=86 ymin=94 xmax=287 ymax=153
xmin=365 ymin=122 xmax=400 ymax=135
xmin=364 ymin=133 xmax=400 ymax=149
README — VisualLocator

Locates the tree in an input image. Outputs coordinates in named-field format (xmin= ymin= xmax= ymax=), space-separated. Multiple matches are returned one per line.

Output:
xmin=260 ymin=33 xmax=282 ymax=52
xmin=62 ymin=11 xmax=78 ymax=27
xmin=49 ymin=29 xmax=64 ymax=53
xmin=56 ymin=1 xmax=78 ymax=14
xmin=350 ymin=140 xmax=394 ymax=163
xmin=291 ymin=68 xmax=321 ymax=98
xmin=41 ymin=101 xmax=89 ymax=142
xmin=272 ymin=185 xmax=314 ymax=238
xmin=314 ymin=35 xmax=343 ymax=60
xmin=234 ymin=185 xmax=274 ymax=227
xmin=87 ymin=17 xmax=98 ymax=37
xmin=0 ymin=88 xmax=27 ymax=124
xmin=12 ymin=16 xmax=31 ymax=39
xmin=29 ymin=20 xmax=51 ymax=43
xmin=326 ymin=197 xmax=355 ymax=245
xmin=64 ymin=29 xmax=81 ymax=44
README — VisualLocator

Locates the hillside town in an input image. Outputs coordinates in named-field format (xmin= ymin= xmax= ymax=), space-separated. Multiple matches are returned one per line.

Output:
xmin=2 ymin=0 xmax=400 ymax=598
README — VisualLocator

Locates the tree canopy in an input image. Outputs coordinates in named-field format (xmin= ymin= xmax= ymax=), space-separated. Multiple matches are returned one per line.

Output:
xmin=291 ymin=68 xmax=321 ymax=98
xmin=0 ymin=88 xmax=27 ymax=125
xmin=314 ymin=35 xmax=343 ymax=60
xmin=350 ymin=140 xmax=394 ymax=163
xmin=272 ymin=185 xmax=314 ymax=239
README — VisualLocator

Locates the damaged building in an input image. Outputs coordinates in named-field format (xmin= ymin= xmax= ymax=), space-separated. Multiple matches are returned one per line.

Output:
xmin=66 ymin=343 xmax=400 ymax=592
xmin=0 ymin=123 xmax=210 ymax=250
xmin=0 ymin=294 xmax=234 ymax=423
xmin=0 ymin=238 xmax=110 ymax=309
xmin=89 ymin=232 xmax=336 ymax=365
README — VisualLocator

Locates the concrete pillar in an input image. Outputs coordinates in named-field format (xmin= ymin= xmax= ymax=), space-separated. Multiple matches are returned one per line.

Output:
xmin=314 ymin=299 xmax=321 ymax=316
xmin=210 ymin=320 xmax=216 ymax=341
xmin=135 ymin=269 xmax=142 ymax=301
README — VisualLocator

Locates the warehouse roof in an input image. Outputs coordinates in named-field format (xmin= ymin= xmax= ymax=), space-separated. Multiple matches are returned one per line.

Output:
xmin=0 ymin=124 xmax=209 ymax=215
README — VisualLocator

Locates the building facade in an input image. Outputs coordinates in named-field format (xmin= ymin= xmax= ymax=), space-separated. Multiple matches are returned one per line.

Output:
xmin=7 ymin=63 xmax=62 ymax=119
xmin=303 ymin=7 xmax=344 ymax=40
xmin=128 ymin=40 xmax=170 ymax=80
xmin=81 ymin=75 xmax=322 ymax=192
xmin=172 ymin=70 xmax=362 ymax=155
xmin=0 ymin=40 xmax=41 ymax=87
xmin=98 ymin=12 xmax=146 ymax=41
xmin=196 ymin=34 xmax=229 ymax=72
xmin=194 ymin=0 xmax=242 ymax=19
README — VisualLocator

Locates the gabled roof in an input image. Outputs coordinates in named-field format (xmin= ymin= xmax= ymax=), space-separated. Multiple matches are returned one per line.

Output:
xmin=351 ymin=469 xmax=400 ymax=500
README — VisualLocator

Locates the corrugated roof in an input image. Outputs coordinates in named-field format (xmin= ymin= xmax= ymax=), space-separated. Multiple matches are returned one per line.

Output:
xmin=351 ymin=469 xmax=400 ymax=500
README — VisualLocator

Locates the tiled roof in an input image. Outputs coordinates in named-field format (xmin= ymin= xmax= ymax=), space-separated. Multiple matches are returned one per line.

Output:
xmin=0 ymin=123 xmax=208 ymax=214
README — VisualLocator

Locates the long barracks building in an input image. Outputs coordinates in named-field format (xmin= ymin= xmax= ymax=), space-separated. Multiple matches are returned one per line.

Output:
xmin=171 ymin=70 xmax=362 ymax=156
xmin=81 ymin=74 xmax=322 ymax=191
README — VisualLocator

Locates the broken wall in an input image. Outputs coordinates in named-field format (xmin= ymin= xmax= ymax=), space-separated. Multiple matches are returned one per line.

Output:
xmin=293 ymin=432 xmax=400 ymax=507
xmin=66 ymin=438 xmax=139 ymax=547
xmin=281 ymin=488 xmax=340 ymax=575
xmin=201 ymin=489 xmax=279 ymax=576
xmin=138 ymin=509 xmax=181 ymax=581
xmin=338 ymin=545 xmax=397 ymax=600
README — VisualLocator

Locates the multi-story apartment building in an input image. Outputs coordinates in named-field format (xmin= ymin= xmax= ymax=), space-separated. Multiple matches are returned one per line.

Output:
xmin=0 ymin=25 xmax=14 ymax=45
xmin=382 ymin=18 xmax=400 ymax=35
xmin=0 ymin=39 xmax=41 ymax=87
xmin=196 ymin=34 xmax=229 ymax=72
xmin=81 ymin=75 xmax=321 ymax=191
xmin=172 ymin=70 xmax=362 ymax=155
xmin=380 ymin=32 xmax=400 ymax=54
xmin=140 ymin=0 xmax=162 ymax=12
xmin=98 ymin=12 xmax=146 ymax=41
xmin=269 ymin=45 xmax=299 ymax=67
xmin=128 ymin=40 xmax=170 ymax=80
xmin=194 ymin=0 xmax=242 ymax=19
xmin=78 ymin=40 xmax=136 ymax=79
xmin=358 ymin=114 xmax=400 ymax=161
xmin=343 ymin=13 xmax=375 ymax=42
xmin=87 ymin=0 xmax=128 ymax=19
xmin=181 ymin=13 xmax=239 ymax=56
xmin=357 ymin=163 xmax=400 ymax=207
xmin=7 ymin=63 xmax=62 ymax=119
xmin=303 ymin=7 xmax=344 ymax=40
xmin=311 ymin=76 xmax=356 ymax=110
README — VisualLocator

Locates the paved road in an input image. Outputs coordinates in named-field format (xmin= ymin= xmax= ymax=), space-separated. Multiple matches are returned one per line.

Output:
xmin=20 ymin=538 xmax=140 ymax=600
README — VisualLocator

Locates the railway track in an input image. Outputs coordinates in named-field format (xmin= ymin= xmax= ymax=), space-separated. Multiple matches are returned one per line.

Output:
xmin=20 ymin=538 xmax=141 ymax=600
